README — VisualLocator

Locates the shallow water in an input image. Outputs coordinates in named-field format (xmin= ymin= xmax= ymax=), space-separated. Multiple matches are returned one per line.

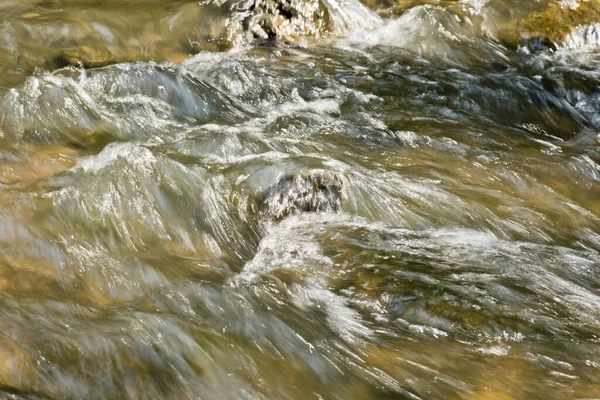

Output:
xmin=1 ymin=0 xmax=600 ymax=399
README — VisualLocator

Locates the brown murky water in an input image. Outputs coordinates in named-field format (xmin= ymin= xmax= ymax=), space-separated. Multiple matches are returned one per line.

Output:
xmin=1 ymin=0 xmax=600 ymax=399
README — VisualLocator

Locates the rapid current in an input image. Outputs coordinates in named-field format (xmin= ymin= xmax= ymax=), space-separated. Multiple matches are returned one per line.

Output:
xmin=0 ymin=0 xmax=600 ymax=398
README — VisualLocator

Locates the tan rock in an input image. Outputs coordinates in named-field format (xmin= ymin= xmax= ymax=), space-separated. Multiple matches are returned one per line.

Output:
xmin=500 ymin=0 xmax=600 ymax=50
xmin=21 ymin=12 xmax=40 ymax=19
xmin=54 ymin=46 xmax=154 ymax=69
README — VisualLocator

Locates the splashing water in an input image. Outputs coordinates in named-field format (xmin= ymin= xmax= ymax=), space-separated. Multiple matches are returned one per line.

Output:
xmin=1 ymin=0 xmax=600 ymax=399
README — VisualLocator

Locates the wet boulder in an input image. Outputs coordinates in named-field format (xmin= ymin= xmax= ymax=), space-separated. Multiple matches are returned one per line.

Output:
xmin=238 ymin=0 xmax=331 ymax=40
xmin=232 ymin=0 xmax=381 ymax=41
xmin=259 ymin=171 xmax=343 ymax=219
xmin=500 ymin=0 xmax=600 ymax=51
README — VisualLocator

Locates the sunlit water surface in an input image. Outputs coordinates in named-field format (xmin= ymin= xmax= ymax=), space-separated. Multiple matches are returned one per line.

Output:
xmin=1 ymin=0 xmax=600 ymax=399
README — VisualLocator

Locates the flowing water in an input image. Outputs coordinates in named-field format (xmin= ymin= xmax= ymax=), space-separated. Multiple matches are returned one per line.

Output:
xmin=1 ymin=0 xmax=600 ymax=398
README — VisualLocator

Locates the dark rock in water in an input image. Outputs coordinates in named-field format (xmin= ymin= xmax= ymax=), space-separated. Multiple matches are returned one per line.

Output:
xmin=240 ymin=0 xmax=331 ymax=40
xmin=230 ymin=0 xmax=381 ymax=42
xmin=260 ymin=171 xmax=343 ymax=219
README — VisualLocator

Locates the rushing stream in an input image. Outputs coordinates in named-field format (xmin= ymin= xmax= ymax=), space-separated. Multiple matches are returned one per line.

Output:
xmin=1 ymin=0 xmax=600 ymax=398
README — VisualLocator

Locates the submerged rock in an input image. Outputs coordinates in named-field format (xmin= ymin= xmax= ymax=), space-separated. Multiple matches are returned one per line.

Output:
xmin=54 ymin=46 xmax=147 ymax=69
xmin=259 ymin=171 xmax=343 ymax=219
xmin=500 ymin=0 xmax=600 ymax=50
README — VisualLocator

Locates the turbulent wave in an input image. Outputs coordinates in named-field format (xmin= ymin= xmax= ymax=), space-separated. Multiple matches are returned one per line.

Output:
xmin=1 ymin=1 xmax=600 ymax=399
